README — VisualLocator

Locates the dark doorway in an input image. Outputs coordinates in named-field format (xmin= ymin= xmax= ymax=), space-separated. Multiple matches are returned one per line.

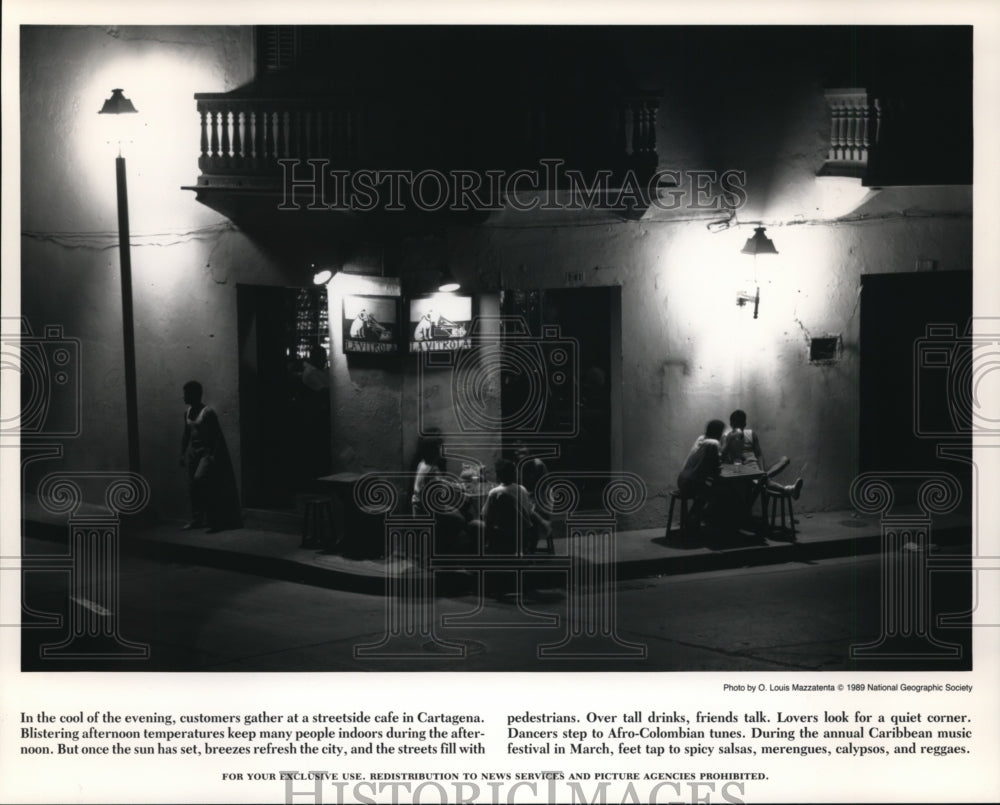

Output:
xmin=859 ymin=271 xmax=972 ymax=502
xmin=237 ymin=285 xmax=332 ymax=509
xmin=501 ymin=287 xmax=619 ymax=506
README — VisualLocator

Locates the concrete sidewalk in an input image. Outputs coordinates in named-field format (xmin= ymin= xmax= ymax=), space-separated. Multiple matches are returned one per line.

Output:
xmin=22 ymin=496 xmax=972 ymax=596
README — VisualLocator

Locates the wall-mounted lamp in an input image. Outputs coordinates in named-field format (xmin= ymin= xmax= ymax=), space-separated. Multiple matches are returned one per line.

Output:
xmin=736 ymin=288 xmax=760 ymax=318
xmin=740 ymin=226 xmax=779 ymax=257
xmin=736 ymin=226 xmax=778 ymax=319
xmin=99 ymin=88 xmax=140 ymax=471
xmin=312 ymin=265 xmax=335 ymax=285
xmin=438 ymin=268 xmax=461 ymax=293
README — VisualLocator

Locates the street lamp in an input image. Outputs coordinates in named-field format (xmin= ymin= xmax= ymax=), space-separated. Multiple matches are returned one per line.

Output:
xmin=736 ymin=226 xmax=778 ymax=320
xmin=99 ymin=89 xmax=140 ymax=472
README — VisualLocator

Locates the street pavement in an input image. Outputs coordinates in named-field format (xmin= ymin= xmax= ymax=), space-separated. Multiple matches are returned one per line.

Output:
xmin=19 ymin=544 xmax=972 ymax=673
xmin=18 ymin=498 xmax=973 ymax=672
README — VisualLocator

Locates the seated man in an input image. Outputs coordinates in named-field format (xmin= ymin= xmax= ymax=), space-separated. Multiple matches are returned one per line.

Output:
xmin=513 ymin=445 xmax=552 ymax=550
xmin=482 ymin=459 xmax=537 ymax=555
xmin=676 ymin=419 xmax=725 ymax=531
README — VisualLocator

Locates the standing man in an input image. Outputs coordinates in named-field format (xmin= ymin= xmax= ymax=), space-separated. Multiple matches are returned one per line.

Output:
xmin=179 ymin=381 xmax=242 ymax=532
xmin=180 ymin=381 xmax=217 ymax=530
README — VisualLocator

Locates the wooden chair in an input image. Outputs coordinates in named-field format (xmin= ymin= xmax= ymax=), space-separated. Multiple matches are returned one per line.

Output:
xmin=755 ymin=456 xmax=789 ymax=523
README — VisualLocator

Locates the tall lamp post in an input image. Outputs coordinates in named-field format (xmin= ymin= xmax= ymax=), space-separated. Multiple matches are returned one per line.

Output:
xmin=99 ymin=89 xmax=140 ymax=473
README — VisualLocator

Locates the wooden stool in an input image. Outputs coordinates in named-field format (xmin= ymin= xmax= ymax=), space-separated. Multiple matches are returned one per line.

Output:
xmin=665 ymin=489 xmax=696 ymax=538
xmin=766 ymin=487 xmax=797 ymax=540
xmin=302 ymin=497 xmax=335 ymax=549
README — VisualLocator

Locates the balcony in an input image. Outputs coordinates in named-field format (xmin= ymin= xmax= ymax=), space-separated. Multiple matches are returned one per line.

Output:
xmin=192 ymin=94 xmax=362 ymax=190
xmin=183 ymin=88 xmax=661 ymax=223
xmin=818 ymin=89 xmax=878 ymax=180
xmin=818 ymin=87 xmax=971 ymax=188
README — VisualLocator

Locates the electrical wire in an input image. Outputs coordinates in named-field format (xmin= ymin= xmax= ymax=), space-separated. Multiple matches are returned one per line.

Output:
xmin=21 ymin=222 xmax=238 ymax=252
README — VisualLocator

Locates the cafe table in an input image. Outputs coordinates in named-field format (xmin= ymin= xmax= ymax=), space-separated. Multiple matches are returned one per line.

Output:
xmin=718 ymin=463 xmax=766 ymax=483
xmin=714 ymin=463 xmax=767 ymax=527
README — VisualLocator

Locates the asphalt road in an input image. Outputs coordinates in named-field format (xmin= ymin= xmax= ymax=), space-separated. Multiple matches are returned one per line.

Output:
xmin=19 ymin=542 xmax=971 ymax=672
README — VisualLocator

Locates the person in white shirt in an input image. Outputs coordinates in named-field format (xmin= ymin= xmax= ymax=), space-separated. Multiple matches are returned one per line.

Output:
xmin=483 ymin=459 xmax=539 ymax=555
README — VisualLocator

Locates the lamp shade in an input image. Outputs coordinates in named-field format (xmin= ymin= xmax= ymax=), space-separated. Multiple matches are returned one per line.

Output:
xmin=312 ymin=267 xmax=334 ymax=285
xmin=99 ymin=88 xmax=138 ymax=115
xmin=740 ymin=226 xmax=778 ymax=256
xmin=438 ymin=269 xmax=461 ymax=292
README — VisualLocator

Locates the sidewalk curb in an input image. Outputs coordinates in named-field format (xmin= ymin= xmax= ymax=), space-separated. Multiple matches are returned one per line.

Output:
xmin=22 ymin=516 xmax=929 ymax=597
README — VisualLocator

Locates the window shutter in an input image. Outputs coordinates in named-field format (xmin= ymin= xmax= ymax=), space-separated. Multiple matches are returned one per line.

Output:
xmin=257 ymin=26 xmax=297 ymax=73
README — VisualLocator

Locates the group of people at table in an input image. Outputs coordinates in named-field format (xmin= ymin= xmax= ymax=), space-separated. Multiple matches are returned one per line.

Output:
xmin=405 ymin=409 xmax=804 ymax=555
xmin=677 ymin=409 xmax=803 ymax=536
xmin=411 ymin=436 xmax=551 ymax=555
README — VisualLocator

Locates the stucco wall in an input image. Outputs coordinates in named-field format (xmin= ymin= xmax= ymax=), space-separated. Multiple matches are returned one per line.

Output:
xmin=19 ymin=26 xmax=972 ymax=528
xmin=444 ymin=213 xmax=972 ymax=528
xmin=20 ymin=26 xmax=265 ymax=520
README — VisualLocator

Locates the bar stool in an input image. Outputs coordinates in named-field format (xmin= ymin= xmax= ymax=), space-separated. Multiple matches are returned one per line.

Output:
xmin=665 ymin=488 xmax=697 ymax=538
xmin=302 ymin=497 xmax=336 ymax=549
xmin=765 ymin=479 xmax=802 ymax=540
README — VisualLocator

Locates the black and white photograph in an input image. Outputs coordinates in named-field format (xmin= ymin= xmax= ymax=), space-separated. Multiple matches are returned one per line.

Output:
xmin=342 ymin=294 xmax=399 ymax=354
xmin=2 ymin=3 xmax=999 ymax=804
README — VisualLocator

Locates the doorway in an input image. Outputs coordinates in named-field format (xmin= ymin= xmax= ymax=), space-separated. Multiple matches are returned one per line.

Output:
xmin=501 ymin=286 xmax=620 ymax=506
xmin=859 ymin=271 xmax=972 ymax=502
xmin=237 ymin=284 xmax=332 ymax=509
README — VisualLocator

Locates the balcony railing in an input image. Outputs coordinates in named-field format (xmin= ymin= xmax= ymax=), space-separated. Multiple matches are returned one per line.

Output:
xmin=819 ymin=88 xmax=880 ymax=179
xmin=191 ymin=91 xmax=660 ymax=190
xmin=195 ymin=94 xmax=360 ymax=184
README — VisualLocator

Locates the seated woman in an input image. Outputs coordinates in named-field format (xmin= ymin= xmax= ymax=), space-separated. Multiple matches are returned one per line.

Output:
xmin=676 ymin=419 xmax=725 ymax=531
xmin=411 ymin=435 xmax=477 ymax=553
xmin=723 ymin=409 xmax=802 ymax=499
xmin=722 ymin=409 xmax=762 ymax=470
